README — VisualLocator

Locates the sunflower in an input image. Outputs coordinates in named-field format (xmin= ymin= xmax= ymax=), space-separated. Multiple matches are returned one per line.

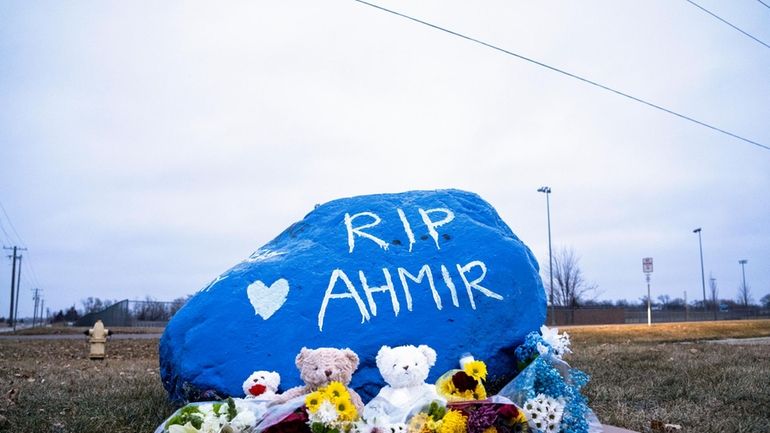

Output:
xmin=305 ymin=391 xmax=324 ymax=413
xmin=473 ymin=383 xmax=487 ymax=400
xmin=437 ymin=377 xmax=457 ymax=398
xmin=438 ymin=410 xmax=467 ymax=433
xmin=463 ymin=360 xmax=488 ymax=381
xmin=325 ymin=381 xmax=350 ymax=402
xmin=335 ymin=399 xmax=358 ymax=421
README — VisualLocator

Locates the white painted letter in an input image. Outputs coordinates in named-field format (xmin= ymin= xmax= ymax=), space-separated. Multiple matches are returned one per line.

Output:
xmin=397 ymin=265 xmax=442 ymax=311
xmin=418 ymin=208 xmax=455 ymax=250
xmin=440 ymin=264 xmax=460 ymax=307
xmin=359 ymin=268 xmax=399 ymax=317
xmin=345 ymin=211 xmax=389 ymax=253
xmin=396 ymin=208 xmax=416 ymax=252
xmin=456 ymin=260 xmax=503 ymax=309
xmin=318 ymin=269 xmax=370 ymax=331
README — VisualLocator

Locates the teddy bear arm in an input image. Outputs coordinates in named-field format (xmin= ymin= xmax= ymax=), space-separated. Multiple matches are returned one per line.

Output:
xmin=348 ymin=389 xmax=365 ymax=411
xmin=271 ymin=385 xmax=307 ymax=404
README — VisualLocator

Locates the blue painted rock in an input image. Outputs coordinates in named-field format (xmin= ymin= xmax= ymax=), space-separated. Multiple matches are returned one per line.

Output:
xmin=160 ymin=189 xmax=546 ymax=402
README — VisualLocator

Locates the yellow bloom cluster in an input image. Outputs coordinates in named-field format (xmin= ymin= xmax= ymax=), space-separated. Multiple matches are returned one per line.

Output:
xmin=305 ymin=381 xmax=358 ymax=421
xmin=437 ymin=410 xmax=467 ymax=433
xmin=436 ymin=373 xmax=487 ymax=402
xmin=463 ymin=360 xmax=487 ymax=381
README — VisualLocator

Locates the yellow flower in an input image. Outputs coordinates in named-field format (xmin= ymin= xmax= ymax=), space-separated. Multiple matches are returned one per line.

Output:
xmin=305 ymin=391 xmax=324 ymax=413
xmin=426 ymin=418 xmax=440 ymax=432
xmin=408 ymin=413 xmax=430 ymax=433
xmin=473 ymin=383 xmax=487 ymax=400
xmin=514 ymin=410 xmax=527 ymax=424
xmin=482 ymin=427 xmax=497 ymax=433
xmin=438 ymin=410 xmax=467 ymax=433
xmin=335 ymin=399 xmax=358 ymax=421
xmin=325 ymin=381 xmax=350 ymax=402
xmin=437 ymin=377 xmax=457 ymax=398
xmin=463 ymin=360 xmax=487 ymax=381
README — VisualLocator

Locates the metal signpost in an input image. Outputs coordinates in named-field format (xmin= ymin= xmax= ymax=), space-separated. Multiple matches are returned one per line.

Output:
xmin=643 ymin=257 xmax=653 ymax=326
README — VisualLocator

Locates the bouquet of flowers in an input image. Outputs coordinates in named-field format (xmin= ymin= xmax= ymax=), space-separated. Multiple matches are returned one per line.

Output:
xmin=406 ymin=400 xmax=528 ymax=433
xmin=305 ymin=382 xmax=360 ymax=433
xmin=500 ymin=326 xmax=600 ymax=433
xmin=435 ymin=358 xmax=488 ymax=402
xmin=163 ymin=397 xmax=258 ymax=433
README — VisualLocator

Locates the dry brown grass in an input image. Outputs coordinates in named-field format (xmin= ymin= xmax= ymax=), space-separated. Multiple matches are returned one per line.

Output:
xmin=0 ymin=320 xmax=769 ymax=433
xmin=7 ymin=326 xmax=165 ymax=336
xmin=568 ymin=339 xmax=770 ymax=433
xmin=0 ymin=339 xmax=174 ymax=433
xmin=562 ymin=319 xmax=770 ymax=345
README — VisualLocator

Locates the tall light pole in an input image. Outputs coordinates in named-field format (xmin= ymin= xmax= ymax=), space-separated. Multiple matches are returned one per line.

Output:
xmin=538 ymin=186 xmax=555 ymax=325
xmin=693 ymin=228 xmax=707 ymax=313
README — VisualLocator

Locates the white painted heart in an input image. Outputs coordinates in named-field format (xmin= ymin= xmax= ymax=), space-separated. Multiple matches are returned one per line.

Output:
xmin=247 ymin=278 xmax=290 ymax=320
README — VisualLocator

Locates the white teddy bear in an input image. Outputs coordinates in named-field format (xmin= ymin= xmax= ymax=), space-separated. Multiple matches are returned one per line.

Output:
xmin=242 ymin=370 xmax=281 ymax=400
xmin=363 ymin=344 xmax=444 ymax=423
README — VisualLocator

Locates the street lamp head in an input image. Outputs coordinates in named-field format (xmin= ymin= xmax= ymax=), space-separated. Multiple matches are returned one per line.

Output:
xmin=693 ymin=228 xmax=701 ymax=233
xmin=537 ymin=186 xmax=551 ymax=194
xmin=739 ymin=259 xmax=748 ymax=265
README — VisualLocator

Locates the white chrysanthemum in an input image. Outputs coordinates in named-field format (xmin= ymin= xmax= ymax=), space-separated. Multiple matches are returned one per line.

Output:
xmin=199 ymin=416 xmax=223 ymax=433
xmin=540 ymin=325 xmax=572 ymax=357
xmin=196 ymin=404 xmax=212 ymax=415
xmin=523 ymin=394 xmax=565 ymax=433
xmin=230 ymin=409 xmax=257 ymax=432
xmin=310 ymin=400 xmax=339 ymax=424
xmin=168 ymin=422 xmax=199 ymax=433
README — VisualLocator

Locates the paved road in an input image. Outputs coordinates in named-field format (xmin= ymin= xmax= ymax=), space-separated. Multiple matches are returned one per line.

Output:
xmin=0 ymin=333 xmax=162 ymax=340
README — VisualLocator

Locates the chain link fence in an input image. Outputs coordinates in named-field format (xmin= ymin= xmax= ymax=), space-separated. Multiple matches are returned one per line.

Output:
xmin=75 ymin=299 xmax=185 ymax=327
xmin=547 ymin=306 xmax=770 ymax=326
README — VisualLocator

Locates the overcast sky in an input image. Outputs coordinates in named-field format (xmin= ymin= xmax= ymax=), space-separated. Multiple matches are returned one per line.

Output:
xmin=1 ymin=0 xmax=768 ymax=316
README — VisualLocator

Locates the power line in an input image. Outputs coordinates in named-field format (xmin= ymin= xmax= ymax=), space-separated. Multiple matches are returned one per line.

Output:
xmin=0 ymin=200 xmax=44 ymax=290
xmin=758 ymin=0 xmax=770 ymax=10
xmin=684 ymin=0 xmax=770 ymax=50
xmin=351 ymin=0 xmax=770 ymax=152
xmin=0 ymin=200 xmax=24 ymax=247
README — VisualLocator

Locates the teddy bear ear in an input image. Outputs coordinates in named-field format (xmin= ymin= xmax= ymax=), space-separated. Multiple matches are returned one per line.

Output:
xmin=342 ymin=348 xmax=359 ymax=369
xmin=375 ymin=346 xmax=392 ymax=371
xmin=270 ymin=372 xmax=281 ymax=387
xmin=418 ymin=345 xmax=437 ymax=367
xmin=295 ymin=347 xmax=312 ymax=368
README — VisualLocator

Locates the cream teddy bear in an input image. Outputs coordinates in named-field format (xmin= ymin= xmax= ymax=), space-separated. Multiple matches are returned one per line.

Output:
xmin=242 ymin=370 xmax=281 ymax=400
xmin=272 ymin=347 xmax=364 ymax=410
xmin=363 ymin=344 xmax=443 ymax=423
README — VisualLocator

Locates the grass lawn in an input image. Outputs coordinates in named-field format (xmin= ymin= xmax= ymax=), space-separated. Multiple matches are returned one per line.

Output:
xmin=1 ymin=320 xmax=769 ymax=433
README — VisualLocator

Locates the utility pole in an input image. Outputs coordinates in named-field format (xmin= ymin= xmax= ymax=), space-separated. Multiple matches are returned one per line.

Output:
xmin=40 ymin=299 xmax=45 ymax=326
xmin=13 ymin=255 xmax=22 ymax=330
xmin=32 ymin=288 xmax=41 ymax=327
xmin=4 ymin=246 xmax=26 ymax=326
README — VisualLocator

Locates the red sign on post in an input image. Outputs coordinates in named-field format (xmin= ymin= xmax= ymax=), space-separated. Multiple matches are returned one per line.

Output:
xmin=643 ymin=257 xmax=653 ymax=273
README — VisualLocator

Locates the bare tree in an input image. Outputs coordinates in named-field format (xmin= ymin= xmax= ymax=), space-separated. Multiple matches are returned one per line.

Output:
xmin=543 ymin=247 xmax=598 ymax=308
xmin=737 ymin=281 xmax=753 ymax=307
xmin=657 ymin=294 xmax=671 ymax=308
xmin=761 ymin=293 xmax=770 ymax=309
xmin=81 ymin=297 xmax=114 ymax=314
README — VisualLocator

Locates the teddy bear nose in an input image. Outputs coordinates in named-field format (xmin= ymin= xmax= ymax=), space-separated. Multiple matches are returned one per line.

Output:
xmin=402 ymin=365 xmax=409 ymax=370
xmin=325 ymin=369 xmax=332 ymax=377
